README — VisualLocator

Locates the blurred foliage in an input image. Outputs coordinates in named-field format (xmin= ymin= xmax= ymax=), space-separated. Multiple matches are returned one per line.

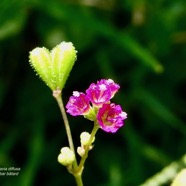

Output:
xmin=0 ymin=0 xmax=186 ymax=185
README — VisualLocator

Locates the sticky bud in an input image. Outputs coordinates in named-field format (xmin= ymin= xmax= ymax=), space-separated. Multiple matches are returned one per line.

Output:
xmin=29 ymin=42 xmax=77 ymax=91
xmin=80 ymin=132 xmax=95 ymax=146
xmin=57 ymin=147 xmax=75 ymax=166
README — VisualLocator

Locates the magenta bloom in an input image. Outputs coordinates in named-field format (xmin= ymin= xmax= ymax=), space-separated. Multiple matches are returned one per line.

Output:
xmin=86 ymin=81 xmax=111 ymax=107
xmin=66 ymin=91 xmax=90 ymax=116
xmin=97 ymin=103 xmax=127 ymax=133
xmin=66 ymin=79 xmax=127 ymax=133
xmin=86 ymin=79 xmax=120 ymax=107
xmin=99 ymin=79 xmax=120 ymax=98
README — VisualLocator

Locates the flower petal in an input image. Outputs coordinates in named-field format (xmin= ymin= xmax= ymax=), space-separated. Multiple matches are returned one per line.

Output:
xmin=100 ymin=79 xmax=120 ymax=98
xmin=86 ymin=81 xmax=111 ymax=107
xmin=97 ymin=103 xmax=127 ymax=133
xmin=66 ymin=91 xmax=90 ymax=116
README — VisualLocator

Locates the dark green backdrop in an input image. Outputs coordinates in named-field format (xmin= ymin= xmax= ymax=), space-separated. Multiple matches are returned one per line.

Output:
xmin=0 ymin=0 xmax=186 ymax=185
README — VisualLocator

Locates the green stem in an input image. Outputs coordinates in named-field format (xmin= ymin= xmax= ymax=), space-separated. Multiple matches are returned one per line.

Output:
xmin=53 ymin=89 xmax=77 ymax=168
xmin=77 ymin=122 xmax=99 ymax=172
xmin=53 ymin=89 xmax=83 ymax=186
xmin=74 ymin=173 xmax=84 ymax=186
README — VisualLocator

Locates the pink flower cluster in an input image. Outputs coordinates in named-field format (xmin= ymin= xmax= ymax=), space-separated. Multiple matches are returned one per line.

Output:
xmin=66 ymin=79 xmax=127 ymax=133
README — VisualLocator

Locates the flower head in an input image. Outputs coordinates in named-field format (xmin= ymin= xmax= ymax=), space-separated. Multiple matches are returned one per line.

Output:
xmin=97 ymin=103 xmax=127 ymax=133
xmin=66 ymin=91 xmax=90 ymax=116
xmin=86 ymin=81 xmax=111 ymax=107
xmin=99 ymin=79 xmax=120 ymax=98
xmin=66 ymin=79 xmax=127 ymax=133
xmin=86 ymin=79 xmax=120 ymax=107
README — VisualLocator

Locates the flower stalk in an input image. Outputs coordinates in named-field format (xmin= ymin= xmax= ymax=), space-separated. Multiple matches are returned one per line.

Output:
xmin=53 ymin=89 xmax=78 ymax=168
xmin=53 ymin=89 xmax=85 ymax=186
xmin=77 ymin=122 xmax=99 ymax=172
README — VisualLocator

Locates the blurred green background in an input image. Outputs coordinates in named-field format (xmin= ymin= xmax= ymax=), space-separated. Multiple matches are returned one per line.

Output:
xmin=0 ymin=0 xmax=186 ymax=185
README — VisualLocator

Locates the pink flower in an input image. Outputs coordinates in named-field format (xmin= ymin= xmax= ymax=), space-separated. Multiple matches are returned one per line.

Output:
xmin=86 ymin=81 xmax=111 ymax=107
xmin=86 ymin=79 xmax=119 ymax=107
xmin=66 ymin=79 xmax=127 ymax=133
xmin=99 ymin=79 xmax=120 ymax=98
xmin=97 ymin=103 xmax=127 ymax=133
xmin=66 ymin=91 xmax=90 ymax=116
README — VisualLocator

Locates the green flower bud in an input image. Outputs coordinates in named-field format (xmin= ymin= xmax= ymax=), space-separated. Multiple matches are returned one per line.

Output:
xmin=80 ymin=132 xmax=95 ymax=146
xmin=57 ymin=147 xmax=75 ymax=166
xmin=29 ymin=42 xmax=77 ymax=91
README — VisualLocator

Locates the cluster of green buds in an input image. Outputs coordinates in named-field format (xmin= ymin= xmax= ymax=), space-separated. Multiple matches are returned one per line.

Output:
xmin=57 ymin=132 xmax=95 ymax=168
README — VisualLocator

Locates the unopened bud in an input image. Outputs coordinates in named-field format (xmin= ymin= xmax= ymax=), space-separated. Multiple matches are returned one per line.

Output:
xmin=77 ymin=146 xmax=85 ymax=157
xmin=80 ymin=132 xmax=95 ymax=146
xmin=57 ymin=147 xmax=75 ymax=166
